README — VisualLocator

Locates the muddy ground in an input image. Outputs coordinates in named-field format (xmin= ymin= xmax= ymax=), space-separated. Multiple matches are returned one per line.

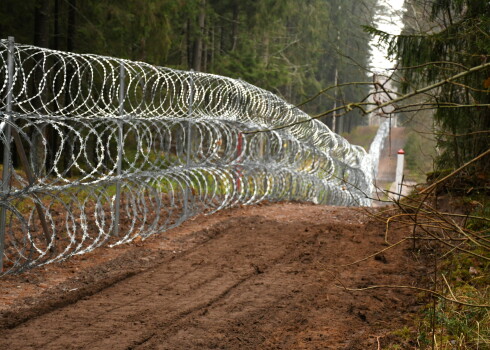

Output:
xmin=0 ymin=202 xmax=427 ymax=349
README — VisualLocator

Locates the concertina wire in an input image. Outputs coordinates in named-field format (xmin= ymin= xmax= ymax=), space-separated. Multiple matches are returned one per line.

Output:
xmin=0 ymin=40 xmax=376 ymax=274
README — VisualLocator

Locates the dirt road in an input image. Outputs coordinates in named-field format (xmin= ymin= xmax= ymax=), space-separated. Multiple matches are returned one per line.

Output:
xmin=376 ymin=127 xmax=408 ymax=185
xmin=0 ymin=203 xmax=425 ymax=349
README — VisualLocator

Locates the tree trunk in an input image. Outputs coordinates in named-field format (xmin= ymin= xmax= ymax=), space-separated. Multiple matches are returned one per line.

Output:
xmin=53 ymin=0 xmax=60 ymax=50
xmin=192 ymin=0 xmax=206 ymax=71
xmin=210 ymin=26 xmax=215 ymax=70
xmin=44 ymin=0 xmax=62 ymax=173
xmin=66 ymin=0 xmax=76 ymax=52
xmin=230 ymin=1 xmax=239 ymax=52
xmin=64 ymin=0 xmax=77 ymax=176
xmin=219 ymin=25 xmax=225 ymax=55
xmin=263 ymin=34 xmax=270 ymax=67
xmin=187 ymin=19 xmax=192 ymax=68
xmin=202 ymin=25 xmax=208 ymax=72
xmin=31 ymin=0 xmax=51 ymax=177
xmin=34 ymin=0 xmax=50 ymax=48
xmin=180 ymin=22 xmax=188 ymax=68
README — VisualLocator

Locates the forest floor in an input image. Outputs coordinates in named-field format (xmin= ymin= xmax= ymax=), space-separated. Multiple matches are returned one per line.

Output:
xmin=0 ymin=201 xmax=428 ymax=349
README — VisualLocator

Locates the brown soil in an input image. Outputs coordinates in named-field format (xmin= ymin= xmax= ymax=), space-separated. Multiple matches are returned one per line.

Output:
xmin=0 ymin=202 xmax=426 ymax=349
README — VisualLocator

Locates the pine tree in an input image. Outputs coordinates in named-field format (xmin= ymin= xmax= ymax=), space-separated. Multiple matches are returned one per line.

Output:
xmin=370 ymin=0 xmax=490 ymax=177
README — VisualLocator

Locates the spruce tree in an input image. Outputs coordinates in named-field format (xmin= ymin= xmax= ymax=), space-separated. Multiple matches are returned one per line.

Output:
xmin=369 ymin=0 xmax=489 ymax=179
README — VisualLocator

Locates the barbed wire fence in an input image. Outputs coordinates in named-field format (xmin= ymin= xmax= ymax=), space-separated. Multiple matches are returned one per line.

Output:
xmin=0 ymin=37 xmax=377 ymax=274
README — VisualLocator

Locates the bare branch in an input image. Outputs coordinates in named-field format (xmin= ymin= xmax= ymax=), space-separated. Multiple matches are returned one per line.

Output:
xmin=339 ymin=284 xmax=490 ymax=308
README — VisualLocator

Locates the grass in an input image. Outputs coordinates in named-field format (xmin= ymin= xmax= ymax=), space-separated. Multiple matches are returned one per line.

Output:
xmin=341 ymin=125 xmax=378 ymax=151
xmin=416 ymin=258 xmax=490 ymax=349
xmin=389 ymin=191 xmax=490 ymax=349
xmin=426 ymin=195 xmax=490 ymax=349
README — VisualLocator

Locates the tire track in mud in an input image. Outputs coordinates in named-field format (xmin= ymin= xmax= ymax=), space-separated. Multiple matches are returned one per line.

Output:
xmin=100 ymin=219 xmax=322 ymax=350
xmin=1 ymin=217 xmax=312 ymax=349
xmin=0 ymin=218 xmax=236 ymax=330
xmin=0 ymin=204 xmax=427 ymax=349
xmin=126 ymin=224 xmax=324 ymax=349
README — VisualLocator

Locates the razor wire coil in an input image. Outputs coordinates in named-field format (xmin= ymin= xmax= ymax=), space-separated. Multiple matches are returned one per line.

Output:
xmin=0 ymin=40 xmax=374 ymax=274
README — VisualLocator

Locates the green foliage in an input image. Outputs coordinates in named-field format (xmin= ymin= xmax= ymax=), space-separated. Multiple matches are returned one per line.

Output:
xmin=74 ymin=0 xmax=182 ymax=63
xmin=392 ymin=326 xmax=413 ymax=341
xmin=416 ymin=252 xmax=490 ymax=349
xmin=341 ymin=125 xmax=378 ymax=151
xmin=465 ymin=195 xmax=490 ymax=233
xmin=1 ymin=0 xmax=377 ymax=133
xmin=396 ymin=188 xmax=490 ymax=349
xmin=403 ymin=130 xmax=436 ymax=182
xmin=367 ymin=0 xmax=490 ymax=175
xmin=0 ymin=0 xmax=379 ymax=179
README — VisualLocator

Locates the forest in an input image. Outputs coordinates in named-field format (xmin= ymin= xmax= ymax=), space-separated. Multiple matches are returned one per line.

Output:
xmin=0 ymin=1 xmax=489 ymax=348
xmin=394 ymin=0 xmax=489 ymax=175
xmin=0 ymin=0 xmax=377 ymax=134
xmin=373 ymin=1 xmax=490 ymax=347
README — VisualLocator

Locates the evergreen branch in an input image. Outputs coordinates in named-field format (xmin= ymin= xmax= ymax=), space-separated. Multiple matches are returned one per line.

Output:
xmin=420 ymin=148 xmax=490 ymax=194
xmin=394 ymin=102 xmax=490 ymax=112
xmin=370 ymin=61 xmax=490 ymax=114
xmin=247 ymin=61 xmax=490 ymax=134
xmin=362 ymin=26 xmax=426 ymax=40
xmin=390 ymin=105 xmax=489 ymax=114
xmin=415 ymin=129 xmax=490 ymax=138
xmin=296 ymin=82 xmax=373 ymax=108
xmin=389 ymin=61 xmax=469 ymax=71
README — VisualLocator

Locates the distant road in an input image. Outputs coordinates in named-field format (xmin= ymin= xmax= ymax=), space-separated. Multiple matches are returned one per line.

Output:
xmin=376 ymin=127 xmax=408 ymax=184
xmin=373 ymin=127 xmax=414 ymax=202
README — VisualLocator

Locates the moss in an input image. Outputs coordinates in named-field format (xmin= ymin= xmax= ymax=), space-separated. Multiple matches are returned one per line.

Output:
xmin=392 ymin=326 xmax=413 ymax=341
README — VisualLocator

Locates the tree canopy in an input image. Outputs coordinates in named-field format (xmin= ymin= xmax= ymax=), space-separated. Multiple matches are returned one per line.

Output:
xmin=0 ymin=0 xmax=377 ymax=133
xmin=368 ymin=0 xmax=489 ymax=176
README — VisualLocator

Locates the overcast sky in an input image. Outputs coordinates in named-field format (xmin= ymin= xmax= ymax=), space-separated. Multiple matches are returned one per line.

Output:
xmin=368 ymin=0 xmax=406 ymax=74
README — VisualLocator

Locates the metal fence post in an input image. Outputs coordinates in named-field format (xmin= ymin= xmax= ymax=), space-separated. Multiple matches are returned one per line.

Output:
xmin=0 ymin=37 xmax=15 ymax=271
xmin=113 ymin=63 xmax=125 ymax=236
xmin=235 ymin=132 xmax=243 ymax=195
xmin=183 ymin=70 xmax=194 ymax=218
xmin=263 ymin=97 xmax=270 ymax=199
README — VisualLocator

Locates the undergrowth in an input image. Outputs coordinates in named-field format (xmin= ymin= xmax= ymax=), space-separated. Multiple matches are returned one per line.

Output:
xmin=417 ymin=251 xmax=490 ymax=349
xmin=341 ymin=125 xmax=378 ymax=151
xmin=384 ymin=185 xmax=489 ymax=349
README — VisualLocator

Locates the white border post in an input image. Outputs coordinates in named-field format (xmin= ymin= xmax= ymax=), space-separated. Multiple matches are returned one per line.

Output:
xmin=395 ymin=149 xmax=405 ymax=200
xmin=0 ymin=37 xmax=15 ymax=271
